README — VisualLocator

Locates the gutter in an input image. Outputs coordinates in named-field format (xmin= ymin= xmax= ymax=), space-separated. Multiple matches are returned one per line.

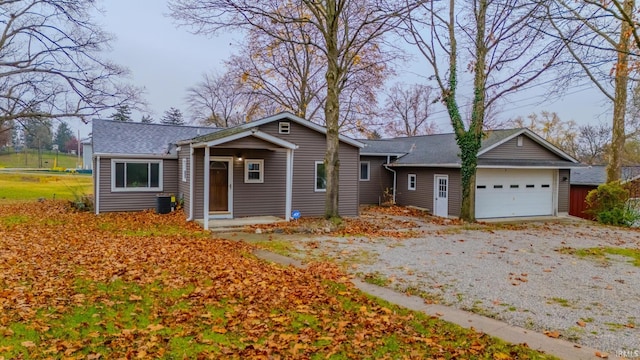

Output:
xmin=383 ymin=155 xmax=397 ymax=205
xmin=95 ymin=155 xmax=100 ymax=215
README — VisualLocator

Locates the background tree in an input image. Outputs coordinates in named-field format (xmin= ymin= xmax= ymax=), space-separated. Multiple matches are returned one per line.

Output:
xmin=64 ymin=136 xmax=79 ymax=154
xmin=186 ymin=71 xmax=255 ymax=127
xmin=406 ymin=0 xmax=565 ymax=221
xmin=109 ymin=105 xmax=133 ymax=122
xmin=140 ymin=114 xmax=154 ymax=124
xmin=0 ymin=121 xmax=12 ymax=148
xmin=161 ymin=108 xmax=185 ymax=125
xmin=545 ymin=0 xmax=636 ymax=182
xmin=170 ymin=0 xmax=415 ymax=218
xmin=54 ymin=122 xmax=74 ymax=153
xmin=0 ymin=0 xmax=141 ymax=128
xmin=23 ymin=120 xmax=53 ymax=151
xmin=383 ymin=83 xmax=438 ymax=137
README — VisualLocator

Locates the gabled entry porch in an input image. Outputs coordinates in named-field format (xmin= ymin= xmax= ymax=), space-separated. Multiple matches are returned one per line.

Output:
xmin=190 ymin=128 xmax=299 ymax=230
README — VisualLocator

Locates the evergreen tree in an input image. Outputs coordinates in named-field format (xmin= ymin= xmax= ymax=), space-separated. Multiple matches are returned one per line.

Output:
xmin=54 ymin=122 xmax=73 ymax=152
xmin=161 ymin=107 xmax=185 ymax=125
xmin=23 ymin=120 xmax=53 ymax=150
xmin=109 ymin=105 xmax=132 ymax=122
xmin=140 ymin=114 xmax=154 ymax=123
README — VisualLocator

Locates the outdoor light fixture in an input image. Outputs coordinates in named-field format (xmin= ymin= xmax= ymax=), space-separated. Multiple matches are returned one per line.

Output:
xmin=237 ymin=153 xmax=243 ymax=161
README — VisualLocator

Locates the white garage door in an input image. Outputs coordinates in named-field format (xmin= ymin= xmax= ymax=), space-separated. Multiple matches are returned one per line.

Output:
xmin=475 ymin=169 xmax=554 ymax=218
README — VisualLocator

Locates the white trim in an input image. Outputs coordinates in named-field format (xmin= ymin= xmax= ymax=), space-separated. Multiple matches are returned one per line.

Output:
xmin=230 ymin=112 xmax=364 ymax=148
xmin=315 ymin=161 xmax=326 ymax=192
xmin=182 ymin=158 xmax=187 ymax=182
xmin=477 ymin=165 xmax=581 ymax=169
xmin=244 ymin=159 xmax=264 ymax=183
xmin=95 ymin=155 xmax=100 ymax=214
xmin=285 ymin=149 xmax=293 ymax=221
xmin=478 ymin=129 xmax=579 ymax=163
xmin=110 ymin=159 xmax=163 ymax=192
xmin=360 ymin=152 xmax=406 ymax=157
xmin=209 ymin=156 xmax=234 ymax=220
xmin=359 ymin=161 xmax=370 ymax=181
xmin=188 ymin=147 xmax=194 ymax=221
xmin=194 ymin=129 xmax=298 ymax=150
xmin=93 ymin=152 xmax=175 ymax=159
xmin=408 ymin=173 xmax=417 ymax=191
xmin=204 ymin=147 xmax=210 ymax=230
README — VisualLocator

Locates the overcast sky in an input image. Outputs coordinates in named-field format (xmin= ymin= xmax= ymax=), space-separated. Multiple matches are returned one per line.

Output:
xmin=74 ymin=1 xmax=612 ymax=139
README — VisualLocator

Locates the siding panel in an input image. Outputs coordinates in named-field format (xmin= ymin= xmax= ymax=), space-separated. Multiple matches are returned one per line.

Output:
xmin=558 ymin=168 xmax=570 ymax=213
xmin=97 ymin=157 xmax=178 ymax=213
xmin=394 ymin=168 xmax=461 ymax=217
xmin=359 ymin=156 xmax=394 ymax=205
xmin=482 ymin=136 xmax=563 ymax=161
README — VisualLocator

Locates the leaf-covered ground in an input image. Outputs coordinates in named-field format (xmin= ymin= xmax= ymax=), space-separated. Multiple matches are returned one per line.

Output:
xmin=0 ymin=201 xmax=555 ymax=359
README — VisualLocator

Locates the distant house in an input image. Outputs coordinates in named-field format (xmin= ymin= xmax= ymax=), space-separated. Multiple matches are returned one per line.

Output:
xmin=91 ymin=113 xmax=579 ymax=224
xmin=360 ymin=129 xmax=579 ymax=219
xmin=570 ymin=166 xmax=640 ymax=219
xmin=91 ymin=112 xmax=362 ymax=228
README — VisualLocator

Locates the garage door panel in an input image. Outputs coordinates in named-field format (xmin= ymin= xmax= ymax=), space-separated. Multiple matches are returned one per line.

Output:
xmin=476 ymin=169 xmax=554 ymax=218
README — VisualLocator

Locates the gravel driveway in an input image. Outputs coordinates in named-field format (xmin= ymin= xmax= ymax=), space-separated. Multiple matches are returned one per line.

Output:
xmin=245 ymin=211 xmax=640 ymax=354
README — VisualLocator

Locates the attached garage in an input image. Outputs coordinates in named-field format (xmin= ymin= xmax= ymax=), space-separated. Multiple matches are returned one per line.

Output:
xmin=475 ymin=169 xmax=555 ymax=218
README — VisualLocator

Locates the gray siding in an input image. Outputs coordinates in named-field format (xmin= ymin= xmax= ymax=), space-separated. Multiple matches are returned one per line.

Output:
xmin=558 ymin=168 xmax=570 ymax=213
xmin=96 ymin=157 xmax=178 ymax=213
xmin=260 ymin=121 xmax=360 ymax=217
xmin=193 ymin=148 xmax=205 ymax=221
xmin=178 ymin=146 xmax=190 ymax=218
xmin=481 ymin=135 xmax=563 ymax=161
xmin=395 ymin=168 xmax=461 ymax=217
xmin=359 ymin=156 xmax=393 ymax=205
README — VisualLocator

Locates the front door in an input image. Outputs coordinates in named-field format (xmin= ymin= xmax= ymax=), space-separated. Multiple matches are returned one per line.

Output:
xmin=433 ymin=174 xmax=449 ymax=217
xmin=210 ymin=161 xmax=229 ymax=212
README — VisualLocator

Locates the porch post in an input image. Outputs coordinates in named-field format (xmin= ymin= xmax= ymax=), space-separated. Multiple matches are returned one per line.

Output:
xmin=204 ymin=146 xmax=210 ymax=230
xmin=285 ymin=149 xmax=293 ymax=221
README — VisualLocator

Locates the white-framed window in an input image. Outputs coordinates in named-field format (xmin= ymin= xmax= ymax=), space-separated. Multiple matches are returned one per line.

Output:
xmin=279 ymin=122 xmax=291 ymax=134
xmin=408 ymin=173 xmax=417 ymax=191
xmin=181 ymin=158 xmax=187 ymax=182
xmin=315 ymin=161 xmax=326 ymax=192
xmin=359 ymin=161 xmax=370 ymax=181
xmin=244 ymin=159 xmax=264 ymax=183
xmin=516 ymin=135 xmax=523 ymax=147
xmin=111 ymin=159 xmax=163 ymax=192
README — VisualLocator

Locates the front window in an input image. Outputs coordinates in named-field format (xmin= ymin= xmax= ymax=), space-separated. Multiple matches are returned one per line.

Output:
xmin=408 ymin=174 xmax=417 ymax=191
xmin=315 ymin=161 xmax=326 ymax=192
xmin=111 ymin=160 xmax=162 ymax=192
xmin=360 ymin=161 xmax=370 ymax=181
xmin=245 ymin=159 xmax=264 ymax=183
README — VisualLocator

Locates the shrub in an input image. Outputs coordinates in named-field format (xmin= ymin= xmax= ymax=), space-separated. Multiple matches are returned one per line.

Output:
xmin=586 ymin=182 xmax=640 ymax=227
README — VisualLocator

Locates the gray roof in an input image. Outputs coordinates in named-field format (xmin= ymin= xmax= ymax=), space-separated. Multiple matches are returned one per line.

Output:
xmin=92 ymin=119 xmax=219 ymax=155
xmin=360 ymin=129 xmax=546 ymax=166
xmin=571 ymin=166 xmax=640 ymax=185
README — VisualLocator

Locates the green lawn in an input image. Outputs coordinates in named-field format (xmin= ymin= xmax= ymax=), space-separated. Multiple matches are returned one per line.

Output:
xmin=0 ymin=171 xmax=92 ymax=201
xmin=0 ymin=149 xmax=82 ymax=169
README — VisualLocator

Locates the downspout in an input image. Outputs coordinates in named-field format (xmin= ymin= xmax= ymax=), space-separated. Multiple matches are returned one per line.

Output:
xmin=383 ymin=155 xmax=396 ymax=205
xmin=95 ymin=155 xmax=100 ymax=214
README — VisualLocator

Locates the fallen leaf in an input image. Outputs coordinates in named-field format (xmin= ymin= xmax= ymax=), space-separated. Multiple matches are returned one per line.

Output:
xmin=543 ymin=330 xmax=560 ymax=338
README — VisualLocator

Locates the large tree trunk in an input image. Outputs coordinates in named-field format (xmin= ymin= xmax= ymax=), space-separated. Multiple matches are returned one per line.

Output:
xmin=324 ymin=0 xmax=341 ymax=219
xmin=607 ymin=0 xmax=633 ymax=182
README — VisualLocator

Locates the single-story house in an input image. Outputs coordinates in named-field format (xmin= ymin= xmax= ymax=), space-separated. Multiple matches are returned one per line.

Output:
xmin=91 ymin=112 xmax=579 ymax=223
xmin=359 ymin=129 xmax=579 ymax=219
xmin=569 ymin=166 xmax=640 ymax=219
xmin=91 ymin=112 xmax=362 ymax=228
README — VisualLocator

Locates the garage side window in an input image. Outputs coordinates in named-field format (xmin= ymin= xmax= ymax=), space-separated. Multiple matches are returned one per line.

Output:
xmin=315 ymin=161 xmax=326 ymax=192
xmin=111 ymin=159 xmax=163 ymax=192
xmin=182 ymin=158 xmax=188 ymax=182
xmin=408 ymin=174 xmax=417 ymax=191
xmin=360 ymin=161 xmax=370 ymax=181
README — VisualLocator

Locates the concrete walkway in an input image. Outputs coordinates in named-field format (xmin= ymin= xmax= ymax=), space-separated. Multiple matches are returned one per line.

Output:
xmin=253 ymin=249 xmax=617 ymax=360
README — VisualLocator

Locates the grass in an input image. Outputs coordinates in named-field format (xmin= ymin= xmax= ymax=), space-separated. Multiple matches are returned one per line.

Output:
xmin=559 ymin=246 xmax=640 ymax=267
xmin=0 ymin=149 xmax=82 ymax=169
xmin=0 ymin=171 xmax=92 ymax=201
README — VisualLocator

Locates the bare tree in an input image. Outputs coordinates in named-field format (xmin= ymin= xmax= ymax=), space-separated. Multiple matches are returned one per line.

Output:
xmin=185 ymin=71 xmax=256 ymax=127
xmin=545 ymin=0 xmax=636 ymax=182
xmin=576 ymin=123 xmax=611 ymax=165
xmin=405 ymin=0 xmax=565 ymax=221
xmin=383 ymin=83 xmax=438 ymax=137
xmin=0 ymin=0 xmax=142 ymax=126
xmin=169 ymin=0 xmax=416 ymax=218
